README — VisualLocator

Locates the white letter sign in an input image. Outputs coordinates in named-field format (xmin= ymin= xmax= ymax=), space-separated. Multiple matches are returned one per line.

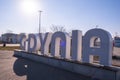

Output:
xmin=82 ymin=28 xmax=113 ymax=66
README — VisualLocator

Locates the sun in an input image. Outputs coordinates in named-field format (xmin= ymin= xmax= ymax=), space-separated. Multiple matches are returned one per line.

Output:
xmin=20 ymin=0 xmax=39 ymax=15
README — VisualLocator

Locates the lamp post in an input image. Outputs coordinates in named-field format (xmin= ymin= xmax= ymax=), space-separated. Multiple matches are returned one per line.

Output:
xmin=39 ymin=10 xmax=42 ymax=33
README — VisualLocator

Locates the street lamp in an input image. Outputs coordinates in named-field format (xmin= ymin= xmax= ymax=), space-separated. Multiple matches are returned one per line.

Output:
xmin=39 ymin=10 xmax=42 ymax=33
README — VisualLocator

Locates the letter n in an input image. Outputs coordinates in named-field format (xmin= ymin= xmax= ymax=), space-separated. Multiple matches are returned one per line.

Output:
xmin=50 ymin=32 xmax=71 ymax=59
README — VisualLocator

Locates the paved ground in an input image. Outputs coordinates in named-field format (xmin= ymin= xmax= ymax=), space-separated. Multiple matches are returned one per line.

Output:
xmin=0 ymin=44 xmax=20 ymax=47
xmin=0 ymin=51 xmax=26 ymax=80
xmin=113 ymin=47 xmax=120 ymax=56
xmin=0 ymin=50 xmax=120 ymax=80
xmin=0 ymin=51 xmax=92 ymax=80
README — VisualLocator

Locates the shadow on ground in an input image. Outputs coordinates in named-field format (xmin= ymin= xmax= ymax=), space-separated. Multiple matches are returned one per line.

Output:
xmin=13 ymin=57 xmax=91 ymax=80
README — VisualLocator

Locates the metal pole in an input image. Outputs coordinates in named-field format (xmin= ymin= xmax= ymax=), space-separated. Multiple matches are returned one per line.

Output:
xmin=39 ymin=10 xmax=42 ymax=33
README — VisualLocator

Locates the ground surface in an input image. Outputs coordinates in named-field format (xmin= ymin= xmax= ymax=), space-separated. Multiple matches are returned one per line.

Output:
xmin=0 ymin=50 xmax=120 ymax=80
xmin=0 ymin=50 xmax=93 ymax=80
xmin=0 ymin=51 xmax=26 ymax=80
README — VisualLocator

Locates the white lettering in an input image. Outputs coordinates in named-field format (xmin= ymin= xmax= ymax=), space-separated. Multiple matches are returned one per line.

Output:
xmin=19 ymin=28 xmax=113 ymax=66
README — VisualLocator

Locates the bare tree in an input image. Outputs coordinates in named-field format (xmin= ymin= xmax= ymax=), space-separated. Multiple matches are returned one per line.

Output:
xmin=50 ymin=25 xmax=66 ymax=32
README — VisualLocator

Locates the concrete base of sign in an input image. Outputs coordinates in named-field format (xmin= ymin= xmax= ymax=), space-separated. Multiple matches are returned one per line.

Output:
xmin=14 ymin=50 xmax=120 ymax=80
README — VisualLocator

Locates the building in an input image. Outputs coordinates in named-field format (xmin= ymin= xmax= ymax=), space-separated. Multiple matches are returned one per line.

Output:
xmin=1 ymin=33 xmax=19 ymax=44
xmin=114 ymin=36 xmax=120 ymax=47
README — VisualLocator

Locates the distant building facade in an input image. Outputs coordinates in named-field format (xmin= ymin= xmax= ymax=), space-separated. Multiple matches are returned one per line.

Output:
xmin=1 ymin=33 xmax=20 ymax=44
xmin=114 ymin=36 xmax=120 ymax=47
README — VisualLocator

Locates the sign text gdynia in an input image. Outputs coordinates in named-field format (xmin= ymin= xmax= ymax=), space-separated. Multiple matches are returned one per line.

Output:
xmin=20 ymin=28 xmax=113 ymax=66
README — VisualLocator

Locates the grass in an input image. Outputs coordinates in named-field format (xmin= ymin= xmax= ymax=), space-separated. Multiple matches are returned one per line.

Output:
xmin=0 ymin=46 xmax=20 ymax=51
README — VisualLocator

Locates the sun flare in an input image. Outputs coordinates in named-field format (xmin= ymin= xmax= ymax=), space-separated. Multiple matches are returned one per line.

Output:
xmin=20 ymin=0 xmax=39 ymax=15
